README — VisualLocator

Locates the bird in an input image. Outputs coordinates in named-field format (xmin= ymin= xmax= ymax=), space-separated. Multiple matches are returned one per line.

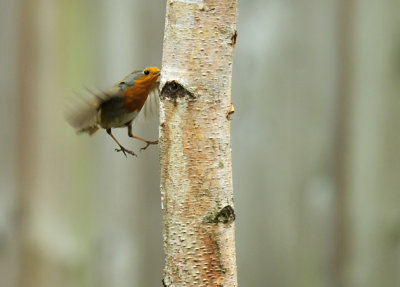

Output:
xmin=66 ymin=67 xmax=161 ymax=157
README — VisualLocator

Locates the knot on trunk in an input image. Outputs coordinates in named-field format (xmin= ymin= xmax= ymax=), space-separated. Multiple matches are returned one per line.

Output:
xmin=204 ymin=205 xmax=236 ymax=224
xmin=160 ymin=81 xmax=195 ymax=102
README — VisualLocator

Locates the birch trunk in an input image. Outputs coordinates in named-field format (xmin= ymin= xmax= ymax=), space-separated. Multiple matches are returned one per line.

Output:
xmin=159 ymin=0 xmax=238 ymax=286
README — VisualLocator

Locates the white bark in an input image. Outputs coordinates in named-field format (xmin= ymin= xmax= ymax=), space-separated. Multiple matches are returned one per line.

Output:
xmin=159 ymin=0 xmax=238 ymax=286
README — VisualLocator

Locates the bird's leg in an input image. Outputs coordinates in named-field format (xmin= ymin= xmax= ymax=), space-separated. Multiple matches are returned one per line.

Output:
xmin=106 ymin=128 xmax=136 ymax=157
xmin=127 ymin=125 xmax=158 ymax=151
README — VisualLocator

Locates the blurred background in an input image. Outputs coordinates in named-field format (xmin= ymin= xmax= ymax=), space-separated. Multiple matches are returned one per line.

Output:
xmin=1 ymin=0 xmax=400 ymax=286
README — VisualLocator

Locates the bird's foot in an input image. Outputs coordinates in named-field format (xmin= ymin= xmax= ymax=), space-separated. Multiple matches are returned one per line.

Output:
xmin=140 ymin=140 xmax=159 ymax=152
xmin=115 ymin=146 xmax=137 ymax=157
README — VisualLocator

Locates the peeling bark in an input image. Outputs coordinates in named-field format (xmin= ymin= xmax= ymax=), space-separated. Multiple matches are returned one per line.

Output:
xmin=159 ymin=0 xmax=238 ymax=286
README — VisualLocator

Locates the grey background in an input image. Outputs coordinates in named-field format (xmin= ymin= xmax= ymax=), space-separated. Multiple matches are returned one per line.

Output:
xmin=1 ymin=0 xmax=399 ymax=286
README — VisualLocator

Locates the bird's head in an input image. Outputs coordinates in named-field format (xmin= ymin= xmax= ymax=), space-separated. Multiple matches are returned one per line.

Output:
xmin=139 ymin=67 xmax=160 ymax=84
xmin=119 ymin=67 xmax=160 ymax=93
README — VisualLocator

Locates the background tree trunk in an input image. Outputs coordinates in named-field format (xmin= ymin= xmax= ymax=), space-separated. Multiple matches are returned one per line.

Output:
xmin=159 ymin=0 xmax=239 ymax=286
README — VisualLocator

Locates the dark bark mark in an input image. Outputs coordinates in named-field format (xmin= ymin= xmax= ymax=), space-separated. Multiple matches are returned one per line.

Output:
xmin=226 ymin=102 xmax=235 ymax=120
xmin=160 ymin=81 xmax=195 ymax=103
xmin=230 ymin=30 xmax=237 ymax=46
xmin=214 ymin=205 xmax=235 ymax=224
xmin=204 ymin=205 xmax=236 ymax=224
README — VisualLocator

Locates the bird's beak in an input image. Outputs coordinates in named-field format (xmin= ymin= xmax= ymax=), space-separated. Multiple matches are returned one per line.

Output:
xmin=155 ymin=70 xmax=161 ymax=76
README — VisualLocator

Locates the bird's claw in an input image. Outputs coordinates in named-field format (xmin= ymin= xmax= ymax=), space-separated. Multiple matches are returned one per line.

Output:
xmin=140 ymin=140 xmax=159 ymax=152
xmin=115 ymin=147 xmax=137 ymax=157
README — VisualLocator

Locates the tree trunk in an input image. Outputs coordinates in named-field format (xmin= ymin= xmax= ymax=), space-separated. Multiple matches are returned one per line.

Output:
xmin=336 ymin=1 xmax=400 ymax=286
xmin=159 ymin=0 xmax=238 ymax=286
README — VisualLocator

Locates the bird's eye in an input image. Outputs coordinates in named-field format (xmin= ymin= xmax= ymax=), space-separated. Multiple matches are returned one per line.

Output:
xmin=144 ymin=70 xmax=150 ymax=75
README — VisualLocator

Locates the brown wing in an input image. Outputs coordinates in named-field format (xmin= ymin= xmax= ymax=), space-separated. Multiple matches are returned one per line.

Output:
xmin=65 ymin=70 xmax=142 ymax=134
xmin=98 ymin=95 xmax=137 ymax=129
xmin=65 ymin=85 xmax=122 ymax=134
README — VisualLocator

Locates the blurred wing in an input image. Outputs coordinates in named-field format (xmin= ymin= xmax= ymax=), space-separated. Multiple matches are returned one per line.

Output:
xmin=65 ymin=85 xmax=121 ymax=135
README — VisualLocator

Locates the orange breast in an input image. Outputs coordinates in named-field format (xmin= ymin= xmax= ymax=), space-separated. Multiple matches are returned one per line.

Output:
xmin=122 ymin=78 xmax=157 ymax=112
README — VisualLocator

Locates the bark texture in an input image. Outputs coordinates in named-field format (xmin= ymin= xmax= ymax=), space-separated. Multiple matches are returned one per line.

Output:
xmin=159 ymin=0 xmax=238 ymax=286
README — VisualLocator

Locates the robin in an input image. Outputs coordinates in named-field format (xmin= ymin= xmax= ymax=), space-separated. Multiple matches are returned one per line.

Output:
xmin=66 ymin=67 xmax=160 ymax=157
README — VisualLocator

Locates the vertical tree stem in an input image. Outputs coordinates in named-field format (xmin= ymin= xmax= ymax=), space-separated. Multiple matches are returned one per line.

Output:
xmin=159 ymin=0 xmax=238 ymax=286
